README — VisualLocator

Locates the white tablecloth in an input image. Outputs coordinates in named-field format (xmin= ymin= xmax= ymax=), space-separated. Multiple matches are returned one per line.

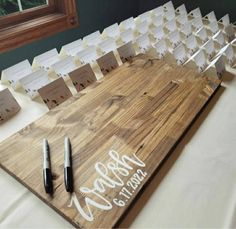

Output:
xmin=0 ymin=67 xmax=236 ymax=228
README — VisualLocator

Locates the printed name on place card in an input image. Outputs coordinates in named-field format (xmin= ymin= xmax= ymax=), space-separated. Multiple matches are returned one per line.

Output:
xmin=51 ymin=56 xmax=78 ymax=79
xmin=189 ymin=7 xmax=202 ymax=18
xmin=69 ymin=64 xmax=97 ymax=92
xmin=76 ymin=46 xmax=98 ymax=65
xmin=203 ymin=39 xmax=215 ymax=60
xmin=119 ymin=17 xmax=136 ymax=30
xmin=151 ymin=26 xmax=165 ymax=41
xmin=176 ymin=4 xmax=187 ymax=15
xmin=193 ymin=50 xmax=208 ymax=72
xmin=165 ymin=18 xmax=177 ymax=32
xmin=213 ymin=31 xmax=226 ymax=47
xmin=103 ymin=23 xmax=120 ymax=38
xmin=173 ymin=43 xmax=188 ymax=65
xmin=33 ymin=48 xmax=60 ymax=71
xmin=136 ymin=33 xmax=151 ymax=53
xmin=98 ymin=38 xmax=117 ymax=54
xmin=120 ymin=29 xmax=134 ymax=43
xmin=60 ymin=39 xmax=84 ymax=57
xmin=97 ymin=52 xmax=119 ymax=75
xmin=152 ymin=15 xmax=164 ymax=28
xmin=168 ymin=29 xmax=181 ymax=49
xmin=180 ymin=22 xmax=192 ymax=37
xmin=38 ymin=78 xmax=72 ymax=110
xmin=1 ymin=60 xmax=32 ymax=90
xmin=83 ymin=31 xmax=102 ymax=46
xmin=152 ymin=6 xmax=164 ymax=16
xmin=205 ymin=11 xmax=217 ymax=22
xmin=204 ymin=54 xmax=225 ymax=78
xmin=117 ymin=42 xmax=136 ymax=63
xmin=136 ymin=21 xmax=149 ymax=35
xmin=0 ymin=89 xmax=21 ymax=123
xmin=185 ymin=34 xmax=198 ymax=55
xmin=154 ymin=38 xmax=168 ymax=59
xmin=19 ymin=69 xmax=50 ymax=99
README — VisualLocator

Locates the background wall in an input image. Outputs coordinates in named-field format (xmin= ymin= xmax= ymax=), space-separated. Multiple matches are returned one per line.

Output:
xmin=1 ymin=0 xmax=236 ymax=72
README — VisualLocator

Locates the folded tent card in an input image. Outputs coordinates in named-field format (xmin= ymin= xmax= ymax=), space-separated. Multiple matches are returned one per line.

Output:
xmin=154 ymin=38 xmax=169 ymax=59
xmin=103 ymin=23 xmax=120 ymax=39
xmin=189 ymin=7 xmax=202 ymax=18
xmin=152 ymin=15 xmax=164 ymax=28
xmin=216 ymin=43 xmax=236 ymax=66
xmin=117 ymin=41 xmax=136 ymax=63
xmin=219 ymin=14 xmax=230 ymax=28
xmin=208 ymin=21 xmax=220 ymax=35
xmin=180 ymin=21 xmax=192 ymax=38
xmin=137 ymin=11 xmax=152 ymax=24
xmin=152 ymin=6 xmax=164 ymax=17
xmin=151 ymin=25 xmax=165 ymax=41
xmin=0 ymin=88 xmax=21 ymax=123
xmin=136 ymin=21 xmax=149 ymax=35
xmin=136 ymin=33 xmax=152 ymax=53
xmin=97 ymin=37 xmax=117 ymax=54
xmin=175 ymin=4 xmax=187 ymax=16
xmin=38 ymin=78 xmax=72 ymax=110
xmin=163 ymin=1 xmax=175 ymax=12
xmin=185 ymin=34 xmax=199 ymax=55
xmin=120 ymin=29 xmax=134 ymax=43
xmin=76 ymin=46 xmax=98 ymax=65
xmin=164 ymin=9 xmax=175 ymax=21
xmin=196 ymin=27 xmax=209 ymax=44
xmin=212 ymin=30 xmax=226 ymax=48
xmin=173 ymin=43 xmax=188 ymax=65
xmin=176 ymin=13 xmax=188 ymax=25
xmin=83 ymin=31 xmax=102 ymax=46
xmin=68 ymin=63 xmax=97 ymax=92
xmin=19 ymin=69 xmax=50 ymax=99
xmin=225 ymin=24 xmax=235 ymax=42
xmin=204 ymin=11 xmax=217 ymax=23
xmin=202 ymin=38 xmax=216 ymax=60
xmin=1 ymin=60 xmax=32 ymax=90
xmin=119 ymin=17 xmax=136 ymax=31
xmin=191 ymin=16 xmax=203 ymax=31
xmin=60 ymin=39 xmax=84 ymax=57
xmin=32 ymin=48 xmax=60 ymax=71
xmin=168 ymin=29 xmax=181 ymax=49
xmin=51 ymin=56 xmax=78 ymax=79
xmin=165 ymin=18 xmax=177 ymax=32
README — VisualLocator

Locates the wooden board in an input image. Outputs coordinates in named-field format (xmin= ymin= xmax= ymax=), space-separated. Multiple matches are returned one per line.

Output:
xmin=0 ymin=55 xmax=221 ymax=228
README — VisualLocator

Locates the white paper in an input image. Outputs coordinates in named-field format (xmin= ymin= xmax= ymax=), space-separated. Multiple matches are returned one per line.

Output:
xmin=138 ymin=11 xmax=151 ymax=23
xmin=1 ymin=60 xmax=32 ymax=89
xmin=33 ymin=49 xmax=60 ymax=70
xmin=136 ymin=33 xmax=151 ymax=53
xmin=177 ymin=14 xmax=188 ymax=25
xmin=19 ymin=69 xmax=50 ymax=99
xmin=168 ymin=29 xmax=181 ymax=48
xmin=213 ymin=30 xmax=226 ymax=47
xmin=103 ymin=23 xmax=120 ymax=38
xmin=120 ymin=29 xmax=134 ymax=43
xmin=203 ymin=39 xmax=215 ymax=59
xmin=152 ymin=6 xmax=164 ymax=16
xmin=151 ymin=26 xmax=165 ymax=41
xmin=205 ymin=11 xmax=217 ymax=22
xmin=196 ymin=27 xmax=208 ymax=43
xmin=224 ymin=44 xmax=235 ymax=66
xmin=165 ymin=18 xmax=177 ymax=32
xmin=154 ymin=38 xmax=168 ymax=58
xmin=176 ymin=4 xmax=187 ymax=15
xmin=173 ymin=43 xmax=188 ymax=65
xmin=225 ymin=24 xmax=235 ymax=42
xmin=76 ymin=46 xmax=98 ymax=65
xmin=191 ymin=16 xmax=203 ymax=31
xmin=152 ymin=15 xmax=164 ymax=28
xmin=60 ymin=39 xmax=84 ymax=57
xmin=208 ymin=21 xmax=219 ymax=35
xmin=119 ymin=17 xmax=136 ymax=30
xmin=51 ymin=56 xmax=78 ymax=78
xmin=136 ymin=21 xmax=149 ymax=34
xmin=180 ymin=22 xmax=192 ymax=37
xmin=205 ymin=54 xmax=225 ymax=77
xmin=219 ymin=14 xmax=230 ymax=27
xmin=117 ymin=41 xmax=136 ymax=63
xmin=163 ymin=1 xmax=175 ymax=12
xmin=165 ymin=10 xmax=175 ymax=21
xmin=193 ymin=50 xmax=208 ymax=72
xmin=97 ymin=52 xmax=119 ymax=75
xmin=83 ymin=31 xmax=102 ymax=46
xmin=185 ymin=34 xmax=198 ymax=55
xmin=98 ymin=37 xmax=117 ymax=54
xmin=189 ymin=7 xmax=202 ymax=18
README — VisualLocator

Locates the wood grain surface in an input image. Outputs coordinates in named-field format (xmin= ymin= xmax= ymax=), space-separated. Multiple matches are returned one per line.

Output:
xmin=0 ymin=54 xmax=221 ymax=228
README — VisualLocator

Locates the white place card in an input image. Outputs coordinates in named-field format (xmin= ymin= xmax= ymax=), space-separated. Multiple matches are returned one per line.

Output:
xmin=203 ymin=38 xmax=215 ymax=60
xmin=163 ymin=1 xmax=175 ymax=12
xmin=204 ymin=11 xmax=217 ymax=22
xmin=51 ymin=56 xmax=78 ymax=78
xmin=189 ymin=7 xmax=202 ymax=18
xmin=19 ymin=69 xmax=50 ymax=99
xmin=213 ymin=30 xmax=226 ymax=47
xmin=103 ymin=23 xmax=120 ymax=38
xmin=98 ymin=37 xmax=117 ymax=54
xmin=224 ymin=44 xmax=236 ymax=66
xmin=152 ymin=15 xmax=164 ymax=28
xmin=76 ymin=46 xmax=98 ymax=65
xmin=219 ymin=14 xmax=230 ymax=28
xmin=96 ymin=51 xmax=119 ymax=75
xmin=165 ymin=10 xmax=175 ymax=21
xmin=136 ymin=33 xmax=151 ymax=53
xmin=136 ymin=21 xmax=149 ymax=34
xmin=69 ymin=64 xmax=97 ymax=92
xmin=60 ymin=39 xmax=84 ymax=57
xmin=225 ymin=24 xmax=235 ymax=42
xmin=208 ymin=21 xmax=219 ymax=35
xmin=1 ymin=60 xmax=32 ymax=90
xmin=177 ymin=14 xmax=188 ymax=25
xmin=154 ymin=38 xmax=168 ymax=59
xmin=180 ymin=22 xmax=192 ymax=37
xmin=117 ymin=42 xmax=136 ymax=63
xmin=204 ymin=54 xmax=225 ymax=78
xmin=176 ymin=4 xmax=187 ymax=15
xmin=138 ymin=11 xmax=151 ymax=23
xmin=120 ymin=17 xmax=136 ymax=30
xmin=185 ymin=34 xmax=199 ymax=55
xmin=120 ymin=29 xmax=134 ymax=43
xmin=165 ymin=19 xmax=177 ymax=32
xmin=151 ymin=26 xmax=165 ymax=41
xmin=193 ymin=50 xmax=208 ymax=72
xmin=152 ymin=6 xmax=164 ymax=16
xmin=38 ymin=78 xmax=72 ymax=110
xmin=168 ymin=29 xmax=181 ymax=49
xmin=196 ymin=27 xmax=209 ymax=44
xmin=173 ymin=43 xmax=188 ymax=65
xmin=83 ymin=31 xmax=102 ymax=46
xmin=192 ymin=16 xmax=203 ymax=31
xmin=33 ymin=48 xmax=60 ymax=71
xmin=0 ymin=89 xmax=21 ymax=123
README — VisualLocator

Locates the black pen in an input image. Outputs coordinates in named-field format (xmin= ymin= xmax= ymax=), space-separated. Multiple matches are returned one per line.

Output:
xmin=43 ymin=139 xmax=53 ymax=194
xmin=64 ymin=137 xmax=74 ymax=192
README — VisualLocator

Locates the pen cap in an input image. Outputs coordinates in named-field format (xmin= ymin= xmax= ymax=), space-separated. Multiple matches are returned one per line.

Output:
xmin=64 ymin=137 xmax=71 ymax=167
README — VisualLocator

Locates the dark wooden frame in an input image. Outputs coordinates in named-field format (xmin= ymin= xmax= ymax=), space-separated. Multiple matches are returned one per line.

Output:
xmin=0 ymin=0 xmax=79 ymax=53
